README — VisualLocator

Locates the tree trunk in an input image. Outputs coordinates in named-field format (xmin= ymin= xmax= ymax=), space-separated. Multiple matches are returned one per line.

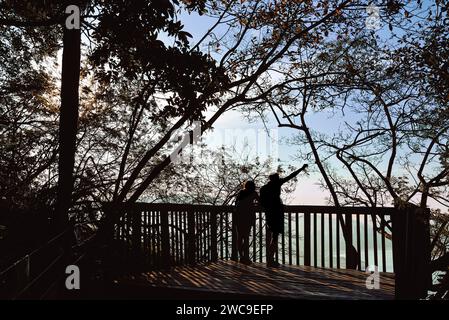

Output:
xmin=55 ymin=24 xmax=81 ymax=229
xmin=300 ymin=115 xmax=359 ymax=269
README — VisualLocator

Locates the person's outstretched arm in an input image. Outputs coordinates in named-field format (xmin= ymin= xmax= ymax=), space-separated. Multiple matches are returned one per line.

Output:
xmin=280 ymin=164 xmax=308 ymax=185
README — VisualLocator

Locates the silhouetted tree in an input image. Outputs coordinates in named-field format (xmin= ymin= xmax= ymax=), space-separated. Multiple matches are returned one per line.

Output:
xmin=0 ymin=0 xmax=225 ymax=228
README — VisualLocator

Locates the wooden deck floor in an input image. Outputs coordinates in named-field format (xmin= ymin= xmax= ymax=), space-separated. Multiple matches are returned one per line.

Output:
xmin=109 ymin=260 xmax=395 ymax=300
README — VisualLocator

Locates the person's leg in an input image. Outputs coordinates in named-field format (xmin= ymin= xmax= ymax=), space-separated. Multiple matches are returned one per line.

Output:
xmin=267 ymin=231 xmax=279 ymax=267
xmin=266 ymin=212 xmax=275 ymax=264
xmin=269 ymin=210 xmax=282 ymax=266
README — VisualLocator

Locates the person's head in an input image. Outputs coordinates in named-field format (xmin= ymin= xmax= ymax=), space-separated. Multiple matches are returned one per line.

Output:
xmin=269 ymin=173 xmax=279 ymax=182
xmin=243 ymin=180 xmax=256 ymax=192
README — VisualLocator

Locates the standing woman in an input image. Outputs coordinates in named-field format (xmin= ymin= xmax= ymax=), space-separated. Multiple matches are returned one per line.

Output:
xmin=234 ymin=180 xmax=259 ymax=265
xmin=260 ymin=164 xmax=308 ymax=267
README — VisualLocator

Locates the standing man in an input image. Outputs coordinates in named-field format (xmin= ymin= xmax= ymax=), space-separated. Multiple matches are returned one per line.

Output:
xmin=260 ymin=164 xmax=308 ymax=267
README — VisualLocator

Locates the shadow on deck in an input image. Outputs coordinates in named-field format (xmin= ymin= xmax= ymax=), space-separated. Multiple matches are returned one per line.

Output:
xmin=101 ymin=260 xmax=395 ymax=300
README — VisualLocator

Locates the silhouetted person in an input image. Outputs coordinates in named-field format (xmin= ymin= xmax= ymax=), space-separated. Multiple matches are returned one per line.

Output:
xmin=234 ymin=180 xmax=259 ymax=265
xmin=260 ymin=164 xmax=308 ymax=267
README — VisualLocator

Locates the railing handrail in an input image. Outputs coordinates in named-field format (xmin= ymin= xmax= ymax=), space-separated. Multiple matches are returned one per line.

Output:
xmin=109 ymin=202 xmax=432 ymax=299
xmin=111 ymin=202 xmax=398 ymax=269
xmin=0 ymin=229 xmax=69 ymax=278
xmin=0 ymin=228 xmax=72 ymax=300
xmin=126 ymin=202 xmax=398 ymax=215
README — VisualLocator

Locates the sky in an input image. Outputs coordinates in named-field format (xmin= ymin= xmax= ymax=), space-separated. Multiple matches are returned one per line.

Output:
xmin=200 ymin=108 xmax=339 ymax=205
xmin=171 ymin=8 xmax=360 ymax=205
xmin=168 ymin=8 xmax=350 ymax=205
xmin=164 ymin=2 xmax=446 ymax=209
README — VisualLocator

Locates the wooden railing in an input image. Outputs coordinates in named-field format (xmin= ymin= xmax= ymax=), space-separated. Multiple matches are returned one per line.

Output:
xmin=109 ymin=203 xmax=431 ymax=299
xmin=111 ymin=204 xmax=400 ymax=271
xmin=0 ymin=203 xmax=431 ymax=299
xmin=0 ymin=229 xmax=71 ymax=299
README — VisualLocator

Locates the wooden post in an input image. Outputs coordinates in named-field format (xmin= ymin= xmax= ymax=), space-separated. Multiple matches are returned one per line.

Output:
xmin=392 ymin=206 xmax=431 ymax=299
xmin=187 ymin=209 xmax=196 ymax=265
xmin=304 ymin=212 xmax=311 ymax=266
xmin=160 ymin=209 xmax=171 ymax=268
xmin=210 ymin=210 xmax=218 ymax=262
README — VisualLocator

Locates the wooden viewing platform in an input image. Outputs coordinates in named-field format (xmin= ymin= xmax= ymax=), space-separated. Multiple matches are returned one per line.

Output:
xmin=1 ymin=204 xmax=429 ymax=300
xmin=105 ymin=260 xmax=395 ymax=300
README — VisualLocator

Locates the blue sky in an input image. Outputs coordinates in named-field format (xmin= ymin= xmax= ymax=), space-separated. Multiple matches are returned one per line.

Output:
xmin=167 ymin=2 xmax=445 ymax=209
xmin=170 ymin=8 xmax=351 ymax=204
xmin=170 ymin=7 xmax=364 ymax=205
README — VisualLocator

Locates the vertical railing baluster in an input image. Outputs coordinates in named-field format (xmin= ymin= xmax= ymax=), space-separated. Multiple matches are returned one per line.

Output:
xmin=296 ymin=212 xmax=300 ymax=266
xmin=147 ymin=210 xmax=151 ymax=265
xmin=179 ymin=211 xmax=183 ymax=265
xmin=187 ymin=208 xmax=196 ymax=265
xmin=364 ymin=213 xmax=369 ymax=270
xmin=205 ymin=211 xmax=210 ymax=261
xmin=202 ymin=212 xmax=206 ymax=261
xmin=194 ymin=212 xmax=198 ymax=262
xmin=147 ymin=210 xmax=150 ymax=265
xmin=161 ymin=208 xmax=170 ymax=267
xmin=336 ymin=212 xmax=340 ymax=269
xmin=183 ymin=211 xmax=187 ymax=263
xmin=179 ymin=211 xmax=182 ymax=264
xmin=252 ymin=213 xmax=257 ymax=262
xmin=158 ymin=210 xmax=161 ymax=265
xmin=313 ymin=213 xmax=317 ymax=268
xmin=281 ymin=216 xmax=285 ymax=265
xmin=175 ymin=211 xmax=180 ymax=264
xmin=195 ymin=210 xmax=202 ymax=262
xmin=220 ymin=211 xmax=224 ymax=260
xmin=329 ymin=212 xmax=333 ymax=268
xmin=197 ymin=211 xmax=204 ymax=261
xmin=199 ymin=212 xmax=203 ymax=262
xmin=321 ymin=213 xmax=325 ymax=268
xmin=204 ymin=211 xmax=207 ymax=261
xmin=142 ymin=210 xmax=145 ymax=264
xmin=356 ymin=213 xmax=361 ymax=270
xmin=381 ymin=213 xmax=386 ymax=272
xmin=259 ymin=211 xmax=263 ymax=263
xmin=150 ymin=211 xmax=154 ymax=266
xmin=225 ymin=212 xmax=229 ymax=259
xmin=288 ymin=212 xmax=292 ymax=265
xmin=373 ymin=214 xmax=379 ymax=269
xmin=206 ymin=211 xmax=209 ymax=261
xmin=304 ymin=212 xmax=311 ymax=266
xmin=211 ymin=210 xmax=218 ymax=262
xmin=169 ymin=211 xmax=174 ymax=263
xmin=344 ymin=211 xmax=353 ymax=269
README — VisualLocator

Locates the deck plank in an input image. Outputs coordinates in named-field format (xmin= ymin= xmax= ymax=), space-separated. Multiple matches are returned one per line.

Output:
xmin=111 ymin=260 xmax=395 ymax=300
